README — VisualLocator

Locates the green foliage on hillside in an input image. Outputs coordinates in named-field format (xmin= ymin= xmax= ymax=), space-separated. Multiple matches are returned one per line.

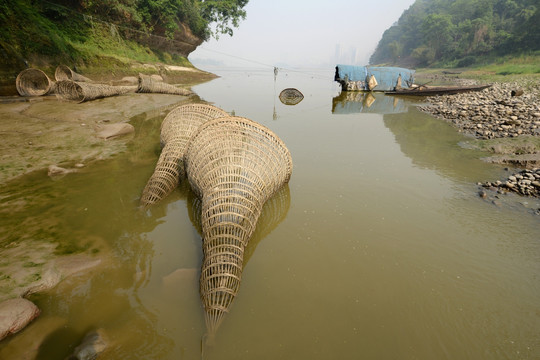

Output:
xmin=370 ymin=0 xmax=539 ymax=68
xmin=0 ymin=0 xmax=248 ymax=73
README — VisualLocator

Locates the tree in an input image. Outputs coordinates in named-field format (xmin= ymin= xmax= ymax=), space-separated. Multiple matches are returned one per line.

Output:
xmin=199 ymin=0 xmax=248 ymax=38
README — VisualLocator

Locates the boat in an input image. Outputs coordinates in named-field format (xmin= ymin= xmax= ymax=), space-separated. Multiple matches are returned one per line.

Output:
xmin=384 ymin=84 xmax=492 ymax=96
xmin=334 ymin=65 xmax=415 ymax=92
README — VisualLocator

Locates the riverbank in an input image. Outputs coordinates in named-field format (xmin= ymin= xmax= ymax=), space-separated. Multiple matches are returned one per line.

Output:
xmin=0 ymin=64 xmax=216 ymax=184
xmin=416 ymin=74 xmax=540 ymax=198
xmin=0 ymin=64 xmax=216 ymax=346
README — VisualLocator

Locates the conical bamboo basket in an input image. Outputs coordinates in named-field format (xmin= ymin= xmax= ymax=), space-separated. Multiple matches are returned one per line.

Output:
xmin=54 ymin=65 xmax=93 ymax=82
xmin=139 ymin=104 xmax=229 ymax=207
xmin=184 ymin=116 xmax=292 ymax=338
xmin=137 ymin=73 xmax=192 ymax=96
xmin=55 ymin=80 xmax=137 ymax=103
xmin=15 ymin=68 xmax=55 ymax=96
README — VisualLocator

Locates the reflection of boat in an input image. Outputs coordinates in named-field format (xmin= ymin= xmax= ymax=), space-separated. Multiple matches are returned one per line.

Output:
xmin=332 ymin=91 xmax=408 ymax=114
xmin=334 ymin=65 xmax=415 ymax=91
xmin=385 ymin=84 xmax=492 ymax=96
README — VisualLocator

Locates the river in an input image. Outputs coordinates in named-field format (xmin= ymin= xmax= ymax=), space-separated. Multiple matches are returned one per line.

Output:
xmin=1 ymin=68 xmax=539 ymax=359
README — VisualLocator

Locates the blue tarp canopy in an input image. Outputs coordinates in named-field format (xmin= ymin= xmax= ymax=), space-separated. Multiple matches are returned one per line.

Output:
xmin=335 ymin=65 xmax=415 ymax=91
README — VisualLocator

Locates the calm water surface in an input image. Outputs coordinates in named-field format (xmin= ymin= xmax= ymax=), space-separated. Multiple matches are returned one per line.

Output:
xmin=1 ymin=68 xmax=539 ymax=359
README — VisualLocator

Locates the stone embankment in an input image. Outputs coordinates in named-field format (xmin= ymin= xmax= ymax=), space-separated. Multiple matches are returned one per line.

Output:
xmin=418 ymin=81 xmax=540 ymax=140
xmin=418 ymin=80 xmax=540 ymax=199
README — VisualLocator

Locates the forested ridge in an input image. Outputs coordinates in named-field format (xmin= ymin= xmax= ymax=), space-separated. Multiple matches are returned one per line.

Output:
xmin=370 ymin=0 xmax=539 ymax=68
xmin=0 ymin=0 xmax=248 ymax=73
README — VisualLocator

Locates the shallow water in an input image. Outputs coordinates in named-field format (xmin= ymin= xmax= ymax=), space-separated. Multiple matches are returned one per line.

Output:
xmin=1 ymin=68 xmax=539 ymax=359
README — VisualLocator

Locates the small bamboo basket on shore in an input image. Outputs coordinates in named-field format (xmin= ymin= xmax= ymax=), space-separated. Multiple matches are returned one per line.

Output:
xmin=137 ymin=73 xmax=192 ymax=96
xmin=55 ymin=80 xmax=137 ymax=103
xmin=139 ymin=104 xmax=229 ymax=207
xmin=15 ymin=68 xmax=55 ymax=96
xmin=54 ymin=65 xmax=93 ymax=82
xmin=184 ymin=116 xmax=292 ymax=339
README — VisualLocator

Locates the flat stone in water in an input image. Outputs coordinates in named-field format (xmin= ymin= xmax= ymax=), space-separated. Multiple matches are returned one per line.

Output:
xmin=0 ymin=298 xmax=40 ymax=341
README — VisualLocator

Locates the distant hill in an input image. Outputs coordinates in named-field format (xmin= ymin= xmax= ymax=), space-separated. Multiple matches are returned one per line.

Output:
xmin=370 ymin=0 xmax=539 ymax=68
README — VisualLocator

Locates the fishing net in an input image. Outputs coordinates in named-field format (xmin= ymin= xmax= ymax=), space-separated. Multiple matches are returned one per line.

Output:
xmin=279 ymin=88 xmax=304 ymax=105
xmin=15 ymin=68 xmax=55 ymax=96
xmin=139 ymin=104 xmax=229 ymax=207
xmin=137 ymin=73 xmax=192 ymax=96
xmin=54 ymin=65 xmax=93 ymax=82
xmin=55 ymin=80 xmax=137 ymax=103
xmin=184 ymin=116 xmax=292 ymax=338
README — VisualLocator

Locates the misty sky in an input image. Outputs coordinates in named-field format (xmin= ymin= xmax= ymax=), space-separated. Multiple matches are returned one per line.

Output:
xmin=189 ymin=0 xmax=416 ymax=69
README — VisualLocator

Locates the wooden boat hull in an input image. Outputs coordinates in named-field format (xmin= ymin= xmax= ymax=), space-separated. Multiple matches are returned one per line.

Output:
xmin=384 ymin=84 xmax=492 ymax=96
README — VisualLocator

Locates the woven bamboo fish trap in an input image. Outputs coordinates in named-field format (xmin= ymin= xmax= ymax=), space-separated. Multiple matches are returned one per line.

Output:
xmin=15 ymin=68 xmax=55 ymax=96
xmin=139 ymin=104 xmax=229 ymax=208
xmin=187 ymin=184 xmax=291 ymax=267
xmin=54 ymin=65 xmax=93 ymax=82
xmin=55 ymin=80 xmax=137 ymax=103
xmin=137 ymin=73 xmax=192 ymax=96
xmin=279 ymin=88 xmax=304 ymax=105
xmin=184 ymin=116 xmax=292 ymax=338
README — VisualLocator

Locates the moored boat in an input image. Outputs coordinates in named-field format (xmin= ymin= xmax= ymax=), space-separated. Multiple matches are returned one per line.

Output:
xmin=384 ymin=84 xmax=492 ymax=96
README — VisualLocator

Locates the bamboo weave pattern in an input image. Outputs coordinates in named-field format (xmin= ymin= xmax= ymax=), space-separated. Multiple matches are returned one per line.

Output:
xmin=55 ymin=80 xmax=137 ymax=103
xmin=16 ymin=68 xmax=55 ymax=96
xmin=137 ymin=73 xmax=192 ymax=96
xmin=140 ymin=104 xmax=229 ymax=207
xmin=184 ymin=116 xmax=292 ymax=337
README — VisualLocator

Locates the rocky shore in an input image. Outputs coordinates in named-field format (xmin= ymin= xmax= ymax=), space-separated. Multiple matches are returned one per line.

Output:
xmin=418 ymin=79 xmax=540 ymax=199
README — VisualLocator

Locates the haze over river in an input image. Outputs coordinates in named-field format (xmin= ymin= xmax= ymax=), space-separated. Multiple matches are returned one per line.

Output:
xmin=1 ymin=68 xmax=539 ymax=359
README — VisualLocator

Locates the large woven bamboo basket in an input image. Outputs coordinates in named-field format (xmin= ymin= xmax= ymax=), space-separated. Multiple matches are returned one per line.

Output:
xmin=187 ymin=184 xmax=291 ymax=266
xmin=137 ymin=73 xmax=192 ymax=96
xmin=15 ymin=68 xmax=55 ymax=96
xmin=55 ymin=80 xmax=137 ymax=103
xmin=139 ymin=104 xmax=229 ymax=208
xmin=184 ymin=116 xmax=292 ymax=338
xmin=54 ymin=65 xmax=93 ymax=82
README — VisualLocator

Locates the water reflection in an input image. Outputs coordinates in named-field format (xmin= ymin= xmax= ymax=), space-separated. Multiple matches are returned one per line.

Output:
xmin=383 ymin=106 xmax=503 ymax=182
xmin=332 ymin=91 xmax=408 ymax=114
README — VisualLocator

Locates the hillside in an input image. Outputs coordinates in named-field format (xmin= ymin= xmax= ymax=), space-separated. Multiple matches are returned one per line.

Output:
xmin=370 ymin=0 xmax=539 ymax=68
xmin=0 ymin=0 xmax=247 ymax=84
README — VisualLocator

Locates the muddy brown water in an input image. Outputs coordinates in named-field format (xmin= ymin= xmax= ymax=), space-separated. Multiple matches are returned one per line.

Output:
xmin=1 ymin=68 xmax=539 ymax=359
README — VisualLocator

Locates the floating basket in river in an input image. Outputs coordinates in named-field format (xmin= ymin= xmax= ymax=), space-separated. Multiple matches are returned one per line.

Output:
xmin=15 ymin=68 xmax=54 ymax=96
xmin=279 ymin=88 xmax=304 ymax=105
xmin=137 ymin=73 xmax=192 ymax=96
xmin=54 ymin=65 xmax=93 ymax=82
xmin=140 ymin=104 xmax=229 ymax=207
xmin=55 ymin=80 xmax=137 ymax=103
xmin=184 ymin=116 xmax=292 ymax=338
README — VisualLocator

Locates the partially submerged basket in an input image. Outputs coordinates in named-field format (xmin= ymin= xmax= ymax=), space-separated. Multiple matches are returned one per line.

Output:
xmin=279 ymin=88 xmax=304 ymax=105
xmin=137 ymin=73 xmax=192 ymax=96
xmin=55 ymin=65 xmax=93 ymax=82
xmin=55 ymin=80 xmax=137 ymax=103
xmin=184 ymin=116 xmax=292 ymax=338
xmin=139 ymin=104 xmax=229 ymax=207
xmin=15 ymin=68 xmax=54 ymax=96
